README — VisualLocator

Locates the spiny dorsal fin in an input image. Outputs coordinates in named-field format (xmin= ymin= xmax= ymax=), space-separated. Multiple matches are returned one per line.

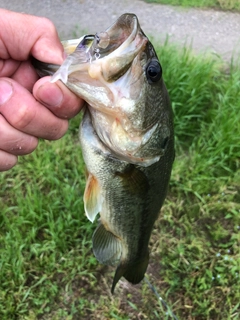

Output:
xmin=83 ymin=174 xmax=102 ymax=222
xmin=92 ymin=223 xmax=122 ymax=266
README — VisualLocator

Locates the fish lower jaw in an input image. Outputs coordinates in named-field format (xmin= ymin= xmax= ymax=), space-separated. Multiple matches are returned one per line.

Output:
xmin=112 ymin=150 xmax=161 ymax=167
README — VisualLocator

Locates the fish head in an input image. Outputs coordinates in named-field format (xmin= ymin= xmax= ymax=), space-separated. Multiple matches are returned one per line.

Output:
xmin=53 ymin=14 xmax=151 ymax=106
xmin=41 ymin=13 xmax=173 ymax=166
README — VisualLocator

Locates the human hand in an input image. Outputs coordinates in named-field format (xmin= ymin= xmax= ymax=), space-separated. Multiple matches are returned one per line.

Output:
xmin=0 ymin=9 xmax=84 ymax=171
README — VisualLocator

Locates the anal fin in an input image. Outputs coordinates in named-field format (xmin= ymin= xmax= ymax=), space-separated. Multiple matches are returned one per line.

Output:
xmin=92 ymin=223 xmax=122 ymax=266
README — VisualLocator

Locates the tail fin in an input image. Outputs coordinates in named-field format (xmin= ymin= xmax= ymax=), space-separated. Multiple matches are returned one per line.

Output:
xmin=111 ymin=253 xmax=149 ymax=294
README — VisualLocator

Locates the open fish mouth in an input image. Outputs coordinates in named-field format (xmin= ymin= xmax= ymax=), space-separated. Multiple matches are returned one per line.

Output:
xmin=51 ymin=14 xmax=148 ymax=85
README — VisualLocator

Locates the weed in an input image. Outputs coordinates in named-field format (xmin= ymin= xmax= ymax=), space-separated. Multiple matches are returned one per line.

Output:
xmin=144 ymin=0 xmax=240 ymax=11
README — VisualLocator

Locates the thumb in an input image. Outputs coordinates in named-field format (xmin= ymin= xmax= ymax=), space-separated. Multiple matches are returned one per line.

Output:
xmin=0 ymin=79 xmax=13 ymax=106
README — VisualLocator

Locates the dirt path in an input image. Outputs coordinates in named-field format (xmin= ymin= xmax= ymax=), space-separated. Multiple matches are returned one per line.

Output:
xmin=1 ymin=0 xmax=240 ymax=61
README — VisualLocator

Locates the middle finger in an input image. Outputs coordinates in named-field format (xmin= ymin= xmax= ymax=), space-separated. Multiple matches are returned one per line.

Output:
xmin=0 ymin=114 xmax=38 ymax=155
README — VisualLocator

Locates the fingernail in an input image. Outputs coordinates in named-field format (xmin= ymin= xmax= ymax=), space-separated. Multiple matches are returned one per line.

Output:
xmin=38 ymin=82 xmax=63 ymax=107
xmin=0 ymin=80 xmax=13 ymax=105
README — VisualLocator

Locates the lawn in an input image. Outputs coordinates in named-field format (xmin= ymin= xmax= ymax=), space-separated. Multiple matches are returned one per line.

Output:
xmin=144 ymin=0 xmax=240 ymax=11
xmin=0 ymin=40 xmax=239 ymax=319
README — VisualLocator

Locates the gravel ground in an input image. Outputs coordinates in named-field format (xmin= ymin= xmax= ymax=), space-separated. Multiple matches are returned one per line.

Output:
xmin=1 ymin=0 xmax=240 ymax=61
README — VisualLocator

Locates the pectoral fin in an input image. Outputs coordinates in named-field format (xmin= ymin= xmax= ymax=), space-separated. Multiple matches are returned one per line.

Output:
xmin=92 ymin=223 xmax=122 ymax=266
xmin=83 ymin=174 xmax=102 ymax=223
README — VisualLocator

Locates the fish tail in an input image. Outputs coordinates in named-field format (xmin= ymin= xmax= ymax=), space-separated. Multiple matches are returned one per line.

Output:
xmin=111 ymin=252 xmax=149 ymax=294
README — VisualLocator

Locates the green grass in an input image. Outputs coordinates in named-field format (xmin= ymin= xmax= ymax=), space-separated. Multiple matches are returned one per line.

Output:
xmin=144 ymin=0 xmax=240 ymax=11
xmin=0 ymin=41 xmax=240 ymax=319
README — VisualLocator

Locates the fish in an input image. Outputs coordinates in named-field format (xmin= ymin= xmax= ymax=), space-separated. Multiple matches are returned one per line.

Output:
xmin=33 ymin=13 xmax=174 ymax=293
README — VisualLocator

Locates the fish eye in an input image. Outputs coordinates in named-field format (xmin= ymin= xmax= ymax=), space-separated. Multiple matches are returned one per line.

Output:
xmin=146 ymin=60 xmax=162 ymax=83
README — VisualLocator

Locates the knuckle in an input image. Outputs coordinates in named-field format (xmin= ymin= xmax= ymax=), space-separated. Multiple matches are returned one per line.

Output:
xmin=48 ymin=120 xmax=68 ymax=140
xmin=9 ymin=136 xmax=38 ymax=155
xmin=0 ymin=151 xmax=18 ymax=171
xmin=0 ymin=114 xmax=38 ymax=155
xmin=10 ymin=102 xmax=35 ymax=130
xmin=20 ymin=136 xmax=38 ymax=155
xmin=38 ymin=17 xmax=57 ymax=36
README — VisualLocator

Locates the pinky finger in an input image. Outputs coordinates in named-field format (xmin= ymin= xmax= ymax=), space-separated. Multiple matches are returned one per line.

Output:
xmin=0 ymin=150 xmax=18 ymax=171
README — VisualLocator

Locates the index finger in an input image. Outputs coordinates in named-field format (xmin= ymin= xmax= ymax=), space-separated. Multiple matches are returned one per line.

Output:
xmin=0 ymin=9 xmax=64 ymax=64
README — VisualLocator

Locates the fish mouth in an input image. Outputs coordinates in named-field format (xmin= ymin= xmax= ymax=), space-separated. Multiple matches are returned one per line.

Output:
xmin=51 ymin=13 xmax=147 ymax=86
xmin=88 ymin=13 xmax=148 ymax=82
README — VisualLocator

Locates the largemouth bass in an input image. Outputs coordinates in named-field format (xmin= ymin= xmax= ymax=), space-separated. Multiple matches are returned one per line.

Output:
xmin=33 ymin=13 xmax=174 ymax=293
